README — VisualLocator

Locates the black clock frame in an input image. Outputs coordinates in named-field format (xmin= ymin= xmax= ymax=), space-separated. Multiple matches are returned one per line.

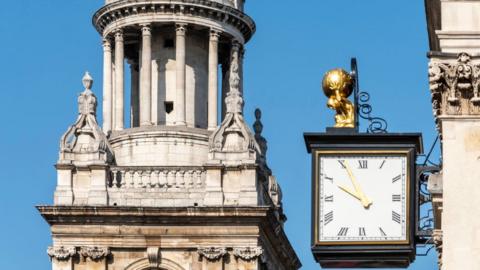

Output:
xmin=304 ymin=132 xmax=423 ymax=268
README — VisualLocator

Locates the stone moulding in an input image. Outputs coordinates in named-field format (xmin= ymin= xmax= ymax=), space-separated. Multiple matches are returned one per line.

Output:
xmin=197 ymin=247 xmax=227 ymax=261
xmin=47 ymin=246 xmax=77 ymax=261
xmin=79 ymin=246 xmax=111 ymax=261
xmin=92 ymin=0 xmax=255 ymax=41
xmin=232 ymin=247 xmax=263 ymax=261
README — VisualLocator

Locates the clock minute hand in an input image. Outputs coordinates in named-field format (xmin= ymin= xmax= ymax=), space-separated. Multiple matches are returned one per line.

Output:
xmin=344 ymin=161 xmax=373 ymax=208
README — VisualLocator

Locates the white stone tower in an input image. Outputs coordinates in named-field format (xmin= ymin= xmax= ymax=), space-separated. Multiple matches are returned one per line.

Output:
xmin=38 ymin=1 xmax=301 ymax=269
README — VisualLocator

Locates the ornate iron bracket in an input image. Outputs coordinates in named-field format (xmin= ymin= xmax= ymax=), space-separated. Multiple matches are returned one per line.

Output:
xmin=415 ymin=165 xmax=440 ymax=241
xmin=350 ymin=58 xmax=388 ymax=133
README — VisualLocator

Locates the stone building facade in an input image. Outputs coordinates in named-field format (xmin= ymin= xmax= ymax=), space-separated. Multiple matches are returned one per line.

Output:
xmin=37 ymin=1 xmax=301 ymax=269
xmin=426 ymin=0 xmax=480 ymax=269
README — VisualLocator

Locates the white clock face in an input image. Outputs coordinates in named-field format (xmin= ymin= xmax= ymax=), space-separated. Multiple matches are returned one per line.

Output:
xmin=317 ymin=153 xmax=409 ymax=244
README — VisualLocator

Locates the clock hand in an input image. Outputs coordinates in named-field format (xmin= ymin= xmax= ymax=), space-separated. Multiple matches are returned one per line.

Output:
xmin=337 ymin=183 xmax=362 ymax=200
xmin=344 ymin=161 xmax=373 ymax=208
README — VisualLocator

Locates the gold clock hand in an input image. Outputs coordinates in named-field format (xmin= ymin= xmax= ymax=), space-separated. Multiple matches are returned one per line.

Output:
xmin=344 ymin=161 xmax=373 ymax=208
xmin=337 ymin=184 xmax=362 ymax=200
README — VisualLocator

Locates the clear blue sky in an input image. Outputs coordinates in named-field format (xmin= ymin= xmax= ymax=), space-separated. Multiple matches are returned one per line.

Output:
xmin=0 ymin=0 xmax=439 ymax=269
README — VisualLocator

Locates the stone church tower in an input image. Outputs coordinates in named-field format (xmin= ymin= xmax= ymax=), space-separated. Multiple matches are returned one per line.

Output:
xmin=37 ymin=1 xmax=301 ymax=269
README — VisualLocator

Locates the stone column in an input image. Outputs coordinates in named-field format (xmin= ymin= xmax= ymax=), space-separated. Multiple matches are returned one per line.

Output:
xmin=140 ymin=24 xmax=152 ymax=126
xmin=114 ymin=30 xmax=125 ymax=131
xmin=208 ymin=30 xmax=220 ymax=130
xmin=102 ymin=38 xmax=113 ymax=133
xmin=130 ymin=61 xmax=139 ymax=127
xmin=175 ymin=23 xmax=187 ymax=126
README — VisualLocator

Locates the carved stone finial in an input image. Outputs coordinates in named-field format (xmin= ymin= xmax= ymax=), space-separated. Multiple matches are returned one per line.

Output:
xmin=79 ymin=247 xmax=111 ymax=261
xmin=197 ymin=247 xmax=227 ymax=261
xmin=209 ymin=41 xmax=260 ymax=158
xmin=233 ymin=247 xmax=263 ymax=261
xmin=47 ymin=246 xmax=77 ymax=261
xmin=78 ymin=73 xmax=97 ymax=116
xmin=59 ymin=72 xmax=113 ymax=163
xmin=225 ymin=41 xmax=243 ymax=114
xmin=253 ymin=108 xmax=267 ymax=156
xmin=82 ymin=71 xmax=93 ymax=90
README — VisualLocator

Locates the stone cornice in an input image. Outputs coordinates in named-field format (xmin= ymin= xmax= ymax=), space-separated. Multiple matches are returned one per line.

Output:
xmin=38 ymin=205 xmax=301 ymax=269
xmin=92 ymin=0 xmax=255 ymax=42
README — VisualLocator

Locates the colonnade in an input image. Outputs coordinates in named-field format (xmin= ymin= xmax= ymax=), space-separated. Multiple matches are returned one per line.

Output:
xmin=102 ymin=23 xmax=234 ymax=133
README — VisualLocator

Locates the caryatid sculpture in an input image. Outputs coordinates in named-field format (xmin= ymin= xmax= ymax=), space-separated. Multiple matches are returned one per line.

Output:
xmin=322 ymin=68 xmax=355 ymax=128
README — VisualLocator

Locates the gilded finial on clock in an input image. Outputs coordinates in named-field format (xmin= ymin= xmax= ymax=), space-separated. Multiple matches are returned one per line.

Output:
xmin=322 ymin=68 xmax=355 ymax=128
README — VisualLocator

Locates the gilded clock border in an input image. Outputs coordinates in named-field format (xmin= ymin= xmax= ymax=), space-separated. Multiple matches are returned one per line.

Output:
xmin=313 ymin=149 xmax=412 ymax=246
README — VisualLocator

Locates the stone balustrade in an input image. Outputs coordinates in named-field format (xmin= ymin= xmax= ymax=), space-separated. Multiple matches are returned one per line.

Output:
xmin=109 ymin=166 xmax=205 ymax=189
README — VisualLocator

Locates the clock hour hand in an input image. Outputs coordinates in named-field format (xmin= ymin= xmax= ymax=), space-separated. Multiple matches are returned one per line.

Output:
xmin=337 ymin=183 xmax=362 ymax=200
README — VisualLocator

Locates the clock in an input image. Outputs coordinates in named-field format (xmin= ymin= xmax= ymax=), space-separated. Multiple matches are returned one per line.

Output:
xmin=305 ymin=133 xmax=423 ymax=268
xmin=317 ymin=151 xmax=409 ymax=244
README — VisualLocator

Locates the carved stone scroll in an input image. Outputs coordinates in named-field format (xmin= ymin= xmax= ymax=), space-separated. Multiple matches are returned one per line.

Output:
xmin=79 ymin=246 xmax=111 ymax=261
xmin=47 ymin=246 xmax=77 ymax=261
xmin=197 ymin=247 xmax=227 ymax=261
xmin=233 ymin=247 xmax=263 ymax=261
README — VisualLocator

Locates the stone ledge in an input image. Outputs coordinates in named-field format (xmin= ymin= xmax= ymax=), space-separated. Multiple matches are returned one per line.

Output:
xmin=93 ymin=0 xmax=255 ymax=41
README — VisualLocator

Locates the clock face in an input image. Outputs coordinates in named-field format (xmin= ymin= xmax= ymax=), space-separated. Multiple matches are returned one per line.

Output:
xmin=316 ymin=152 xmax=409 ymax=244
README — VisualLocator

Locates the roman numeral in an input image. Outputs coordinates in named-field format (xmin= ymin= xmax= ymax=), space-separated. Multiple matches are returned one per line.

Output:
xmin=379 ymin=160 xmax=386 ymax=169
xmin=392 ymin=174 xmax=401 ymax=183
xmin=324 ymin=211 xmax=333 ymax=225
xmin=324 ymin=176 xmax=333 ymax=182
xmin=359 ymin=227 xmax=366 ymax=236
xmin=338 ymin=160 xmax=346 ymax=169
xmin=379 ymin=227 xmax=387 ymax=237
xmin=392 ymin=211 xmax=401 ymax=224
xmin=325 ymin=195 xmax=334 ymax=202
xmin=358 ymin=160 xmax=368 ymax=169
xmin=338 ymin=227 xmax=349 ymax=236
xmin=392 ymin=194 xmax=401 ymax=202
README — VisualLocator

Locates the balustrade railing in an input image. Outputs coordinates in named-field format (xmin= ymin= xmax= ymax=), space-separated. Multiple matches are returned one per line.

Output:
xmin=109 ymin=167 xmax=206 ymax=190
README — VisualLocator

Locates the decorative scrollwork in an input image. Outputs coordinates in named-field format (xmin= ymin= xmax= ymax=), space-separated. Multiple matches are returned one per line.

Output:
xmin=350 ymin=58 xmax=388 ymax=133
xmin=357 ymin=92 xmax=388 ymax=133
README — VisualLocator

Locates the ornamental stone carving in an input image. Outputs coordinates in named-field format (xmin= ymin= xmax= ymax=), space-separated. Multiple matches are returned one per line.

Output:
xmin=429 ymin=52 xmax=480 ymax=119
xmin=233 ymin=247 xmax=263 ymax=261
xmin=47 ymin=246 xmax=77 ymax=261
xmin=197 ymin=247 xmax=227 ymax=261
xmin=59 ymin=72 xmax=113 ymax=163
xmin=210 ymin=42 xmax=260 ymax=157
xmin=79 ymin=246 xmax=111 ymax=261
xmin=253 ymin=108 xmax=268 ymax=157
xmin=147 ymin=247 xmax=161 ymax=268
